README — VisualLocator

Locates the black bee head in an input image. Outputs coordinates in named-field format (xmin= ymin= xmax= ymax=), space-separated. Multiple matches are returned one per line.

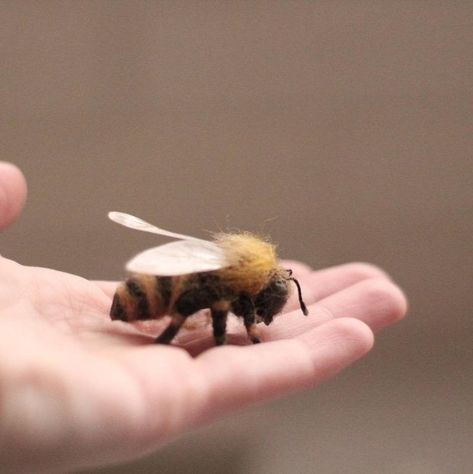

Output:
xmin=254 ymin=269 xmax=309 ymax=325
xmin=254 ymin=273 xmax=290 ymax=326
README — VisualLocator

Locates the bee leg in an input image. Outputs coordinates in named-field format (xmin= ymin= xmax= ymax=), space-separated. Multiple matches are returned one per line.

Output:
xmin=243 ymin=305 xmax=261 ymax=344
xmin=211 ymin=302 xmax=230 ymax=346
xmin=244 ymin=316 xmax=261 ymax=344
xmin=233 ymin=294 xmax=260 ymax=344
xmin=155 ymin=313 xmax=186 ymax=344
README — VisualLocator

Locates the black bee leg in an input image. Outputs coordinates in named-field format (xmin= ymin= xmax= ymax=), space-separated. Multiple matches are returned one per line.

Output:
xmin=155 ymin=313 xmax=186 ymax=344
xmin=233 ymin=294 xmax=260 ymax=344
xmin=211 ymin=302 xmax=229 ymax=346
xmin=244 ymin=314 xmax=261 ymax=344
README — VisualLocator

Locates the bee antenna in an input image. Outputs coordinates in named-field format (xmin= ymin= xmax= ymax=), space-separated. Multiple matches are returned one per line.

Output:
xmin=288 ymin=274 xmax=309 ymax=316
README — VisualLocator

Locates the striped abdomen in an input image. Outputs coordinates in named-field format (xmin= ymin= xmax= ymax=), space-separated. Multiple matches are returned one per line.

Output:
xmin=110 ymin=274 xmax=177 ymax=322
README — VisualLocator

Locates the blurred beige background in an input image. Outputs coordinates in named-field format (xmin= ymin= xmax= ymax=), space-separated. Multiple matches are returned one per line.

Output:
xmin=1 ymin=2 xmax=472 ymax=473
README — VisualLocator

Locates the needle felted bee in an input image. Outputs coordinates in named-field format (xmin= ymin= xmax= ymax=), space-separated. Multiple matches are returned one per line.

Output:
xmin=108 ymin=212 xmax=308 ymax=346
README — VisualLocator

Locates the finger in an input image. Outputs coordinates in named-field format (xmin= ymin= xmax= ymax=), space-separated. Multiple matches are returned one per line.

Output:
xmin=0 ymin=162 xmax=27 ymax=230
xmin=269 ymin=276 xmax=407 ymax=340
xmin=284 ymin=262 xmax=390 ymax=312
xmin=190 ymin=318 xmax=373 ymax=422
xmin=119 ymin=318 xmax=373 ymax=443
xmin=179 ymin=276 xmax=406 ymax=353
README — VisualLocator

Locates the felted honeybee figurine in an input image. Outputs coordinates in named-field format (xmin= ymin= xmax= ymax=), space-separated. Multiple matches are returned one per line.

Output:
xmin=108 ymin=212 xmax=308 ymax=346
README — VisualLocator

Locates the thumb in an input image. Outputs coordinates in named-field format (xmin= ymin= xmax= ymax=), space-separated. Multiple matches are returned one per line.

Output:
xmin=0 ymin=162 xmax=27 ymax=230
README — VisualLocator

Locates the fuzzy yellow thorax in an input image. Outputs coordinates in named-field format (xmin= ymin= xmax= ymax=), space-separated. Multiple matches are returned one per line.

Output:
xmin=214 ymin=232 xmax=278 ymax=294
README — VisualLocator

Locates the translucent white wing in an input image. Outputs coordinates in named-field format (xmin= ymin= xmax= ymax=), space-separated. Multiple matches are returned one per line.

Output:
xmin=126 ymin=240 xmax=228 ymax=276
xmin=108 ymin=211 xmax=207 ymax=242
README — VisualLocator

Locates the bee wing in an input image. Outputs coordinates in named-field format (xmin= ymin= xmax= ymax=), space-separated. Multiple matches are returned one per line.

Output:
xmin=108 ymin=211 xmax=205 ymax=242
xmin=125 ymin=240 xmax=228 ymax=276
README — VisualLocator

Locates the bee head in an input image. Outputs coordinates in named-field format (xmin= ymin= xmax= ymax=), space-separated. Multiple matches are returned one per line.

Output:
xmin=254 ymin=269 xmax=308 ymax=325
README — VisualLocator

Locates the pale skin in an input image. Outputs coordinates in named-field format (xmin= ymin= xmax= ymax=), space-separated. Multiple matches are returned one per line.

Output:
xmin=0 ymin=162 xmax=407 ymax=473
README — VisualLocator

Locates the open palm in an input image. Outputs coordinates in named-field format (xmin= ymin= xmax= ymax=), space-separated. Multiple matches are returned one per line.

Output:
xmin=0 ymin=163 xmax=407 ymax=473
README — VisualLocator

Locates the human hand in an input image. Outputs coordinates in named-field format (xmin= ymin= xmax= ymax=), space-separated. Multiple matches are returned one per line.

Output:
xmin=0 ymin=163 xmax=407 ymax=473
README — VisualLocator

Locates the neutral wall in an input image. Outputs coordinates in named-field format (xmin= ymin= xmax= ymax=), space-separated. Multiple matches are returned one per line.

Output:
xmin=1 ymin=2 xmax=472 ymax=473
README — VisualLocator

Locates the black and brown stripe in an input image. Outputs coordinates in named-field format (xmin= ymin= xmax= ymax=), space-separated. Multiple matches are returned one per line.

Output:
xmin=110 ymin=272 xmax=231 ymax=322
xmin=110 ymin=274 xmax=181 ymax=322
